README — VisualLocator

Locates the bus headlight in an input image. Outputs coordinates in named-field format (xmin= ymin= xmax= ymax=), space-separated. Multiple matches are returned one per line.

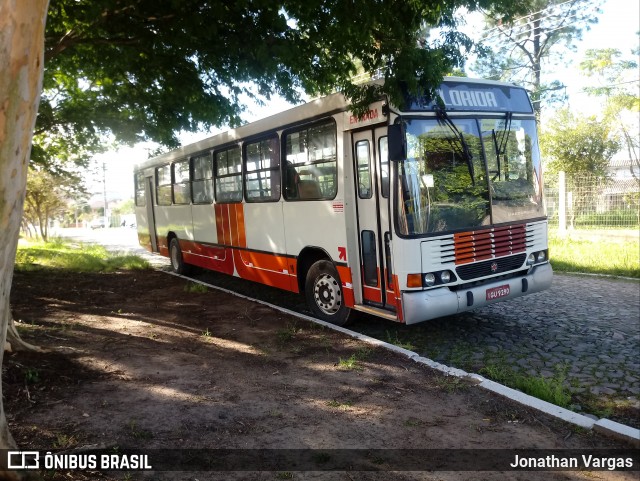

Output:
xmin=420 ymin=270 xmax=456 ymax=288
xmin=424 ymin=273 xmax=436 ymax=286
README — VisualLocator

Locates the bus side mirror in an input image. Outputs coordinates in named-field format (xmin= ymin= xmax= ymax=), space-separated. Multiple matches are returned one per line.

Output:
xmin=388 ymin=124 xmax=407 ymax=161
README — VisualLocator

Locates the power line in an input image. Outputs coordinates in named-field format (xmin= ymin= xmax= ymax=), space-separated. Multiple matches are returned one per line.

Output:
xmin=478 ymin=0 xmax=593 ymax=39
xmin=480 ymin=6 xmax=599 ymax=45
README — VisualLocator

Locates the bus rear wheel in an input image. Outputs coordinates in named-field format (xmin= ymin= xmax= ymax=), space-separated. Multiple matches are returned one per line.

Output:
xmin=305 ymin=260 xmax=350 ymax=326
xmin=169 ymin=238 xmax=191 ymax=275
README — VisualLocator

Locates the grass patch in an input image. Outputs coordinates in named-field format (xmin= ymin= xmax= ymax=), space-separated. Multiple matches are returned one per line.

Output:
xmin=384 ymin=330 xmax=415 ymax=351
xmin=548 ymin=234 xmax=639 ymax=278
xmin=434 ymin=375 xmax=468 ymax=393
xmin=184 ymin=282 xmax=208 ymax=293
xmin=24 ymin=367 xmax=40 ymax=384
xmin=481 ymin=363 xmax=572 ymax=408
xmin=325 ymin=399 xmax=353 ymax=409
xmin=403 ymin=418 xmax=422 ymax=427
xmin=337 ymin=347 xmax=372 ymax=370
xmin=16 ymin=238 xmax=150 ymax=273
xmin=276 ymin=322 xmax=300 ymax=344
xmin=127 ymin=420 xmax=153 ymax=440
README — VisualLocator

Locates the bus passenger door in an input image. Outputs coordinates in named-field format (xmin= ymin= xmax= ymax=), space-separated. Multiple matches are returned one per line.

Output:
xmin=145 ymin=177 xmax=158 ymax=252
xmin=352 ymin=128 xmax=396 ymax=311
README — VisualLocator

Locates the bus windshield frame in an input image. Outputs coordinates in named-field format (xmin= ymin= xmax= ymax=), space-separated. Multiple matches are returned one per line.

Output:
xmin=395 ymin=114 xmax=545 ymax=238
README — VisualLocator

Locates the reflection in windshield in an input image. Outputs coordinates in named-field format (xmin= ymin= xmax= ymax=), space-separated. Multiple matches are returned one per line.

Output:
xmin=397 ymin=118 xmax=544 ymax=236
xmin=481 ymin=119 xmax=544 ymax=224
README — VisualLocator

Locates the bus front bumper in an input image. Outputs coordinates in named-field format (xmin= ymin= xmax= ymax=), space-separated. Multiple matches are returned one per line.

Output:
xmin=401 ymin=263 xmax=553 ymax=325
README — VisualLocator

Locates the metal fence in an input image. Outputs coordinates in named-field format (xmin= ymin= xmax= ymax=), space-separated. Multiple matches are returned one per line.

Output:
xmin=544 ymin=171 xmax=640 ymax=230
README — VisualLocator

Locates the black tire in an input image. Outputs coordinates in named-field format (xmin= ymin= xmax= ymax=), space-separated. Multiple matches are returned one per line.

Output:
xmin=304 ymin=260 xmax=351 ymax=326
xmin=169 ymin=237 xmax=191 ymax=275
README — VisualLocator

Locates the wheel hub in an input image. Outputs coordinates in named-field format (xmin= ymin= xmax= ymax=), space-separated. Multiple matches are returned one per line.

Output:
xmin=171 ymin=244 xmax=179 ymax=269
xmin=314 ymin=273 xmax=342 ymax=315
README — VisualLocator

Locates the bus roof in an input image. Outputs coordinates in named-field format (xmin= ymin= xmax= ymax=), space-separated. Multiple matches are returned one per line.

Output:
xmin=135 ymin=77 xmax=527 ymax=170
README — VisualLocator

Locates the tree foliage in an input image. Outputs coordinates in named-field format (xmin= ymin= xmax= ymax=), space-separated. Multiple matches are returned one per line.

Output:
xmin=580 ymin=46 xmax=640 ymax=183
xmin=23 ymin=168 xmax=83 ymax=241
xmin=40 ymin=0 xmax=520 ymax=155
xmin=541 ymin=108 xmax=619 ymax=178
xmin=472 ymin=0 xmax=602 ymax=118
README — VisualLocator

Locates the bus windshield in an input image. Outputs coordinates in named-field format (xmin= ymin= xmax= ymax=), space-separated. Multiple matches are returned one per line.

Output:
xmin=397 ymin=117 xmax=544 ymax=236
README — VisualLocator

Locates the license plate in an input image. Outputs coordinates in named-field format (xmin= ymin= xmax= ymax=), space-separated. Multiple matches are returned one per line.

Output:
xmin=486 ymin=285 xmax=510 ymax=301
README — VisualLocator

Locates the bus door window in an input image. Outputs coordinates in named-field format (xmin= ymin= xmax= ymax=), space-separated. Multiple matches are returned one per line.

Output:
xmin=361 ymin=230 xmax=378 ymax=287
xmin=379 ymin=136 xmax=390 ymax=199
xmin=355 ymin=140 xmax=372 ymax=199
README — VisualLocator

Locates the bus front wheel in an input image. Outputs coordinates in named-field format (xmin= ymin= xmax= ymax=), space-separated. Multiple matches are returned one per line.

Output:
xmin=169 ymin=238 xmax=190 ymax=275
xmin=305 ymin=260 xmax=350 ymax=326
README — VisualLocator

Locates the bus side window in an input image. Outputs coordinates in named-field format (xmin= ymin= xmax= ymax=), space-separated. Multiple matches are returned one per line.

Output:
xmin=284 ymin=161 xmax=299 ymax=199
xmin=191 ymin=152 xmax=213 ymax=204
xmin=284 ymin=119 xmax=337 ymax=201
xmin=134 ymin=172 xmax=146 ymax=207
xmin=244 ymin=135 xmax=280 ymax=202
xmin=172 ymin=159 xmax=191 ymax=205
xmin=156 ymin=164 xmax=172 ymax=206
xmin=214 ymin=146 xmax=242 ymax=203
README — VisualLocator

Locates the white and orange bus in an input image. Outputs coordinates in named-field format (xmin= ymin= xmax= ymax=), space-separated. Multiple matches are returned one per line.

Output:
xmin=134 ymin=77 xmax=552 ymax=326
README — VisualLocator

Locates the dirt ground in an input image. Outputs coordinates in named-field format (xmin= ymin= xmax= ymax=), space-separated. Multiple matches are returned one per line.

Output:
xmin=6 ymin=268 xmax=637 ymax=481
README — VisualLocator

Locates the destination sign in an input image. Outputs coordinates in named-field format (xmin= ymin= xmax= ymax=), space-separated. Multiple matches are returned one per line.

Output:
xmin=405 ymin=81 xmax=534 ymax=114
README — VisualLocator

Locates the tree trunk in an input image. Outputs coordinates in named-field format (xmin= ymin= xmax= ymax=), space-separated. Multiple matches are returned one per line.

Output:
xmin=0 ymin=0 xmax=49 ymax=475
xmin=6 ymin=310 xmax=46 ymax=353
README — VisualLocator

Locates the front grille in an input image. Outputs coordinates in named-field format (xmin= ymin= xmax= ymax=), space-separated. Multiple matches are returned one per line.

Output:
xmin=453 ymin=224 xmax=527 ymax=265
xmin=455 ymin=253 xmax=527 ymax=281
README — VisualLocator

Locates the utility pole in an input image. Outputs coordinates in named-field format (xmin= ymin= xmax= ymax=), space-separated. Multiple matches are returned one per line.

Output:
xmin=103 ymin=162 xmax=108 ymax=228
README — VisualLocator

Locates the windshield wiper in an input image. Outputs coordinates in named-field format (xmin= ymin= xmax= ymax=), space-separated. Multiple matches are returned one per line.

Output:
xmin=433 ymin=105 xmax=475 ymax=185
xmin=491 ymin=112 xmax=513 ymax=180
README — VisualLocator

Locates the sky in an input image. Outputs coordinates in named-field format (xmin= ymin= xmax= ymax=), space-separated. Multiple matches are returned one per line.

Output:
xmin=93 ymin=0 xmax=639 ymax=204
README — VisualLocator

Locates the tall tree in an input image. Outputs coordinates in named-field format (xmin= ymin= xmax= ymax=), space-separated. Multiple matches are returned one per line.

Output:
xmin=23 ymin=168 xmax=82 ymax=241
xmin=472 ymin=0 xmax=602 ymax=119
xmin=580 ymin=46 xmax=640 ymax=183
xmin=0 ymin=0 xmax=50 ymax=462
xmin=3 ymin=0 xmax=524 ymax=464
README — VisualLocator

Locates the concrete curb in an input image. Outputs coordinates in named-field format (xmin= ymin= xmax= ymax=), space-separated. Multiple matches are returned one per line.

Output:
xmin=165 ymin=269 xmax=640 ymax=447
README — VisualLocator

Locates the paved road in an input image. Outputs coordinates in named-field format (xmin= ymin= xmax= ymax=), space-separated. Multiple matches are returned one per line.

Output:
xmin=57 ymin=227 xmax=640 ymax=416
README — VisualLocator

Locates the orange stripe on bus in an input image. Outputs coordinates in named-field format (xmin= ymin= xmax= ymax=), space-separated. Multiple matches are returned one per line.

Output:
xmin=235 ymin=203 xmax=247 ymax=248
xmin=393 ymin=275 xmax=404 ymax=322
xmin=239 ymin=250 xmax=289 ymax=273
xmin=228 ymin=203 xmax=238 ymax=246
xmin=233 ymin=248 xmax=297 ymax=292
xmin=361 ymin=267 xmax=383 ymax=304
xmin=363 ymin=285 xmax=383 ymax=303
xmin=336 ymin=265 xmax=355 ymax=308
xmin=214 ymin=204 xmax=225 ymax=244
